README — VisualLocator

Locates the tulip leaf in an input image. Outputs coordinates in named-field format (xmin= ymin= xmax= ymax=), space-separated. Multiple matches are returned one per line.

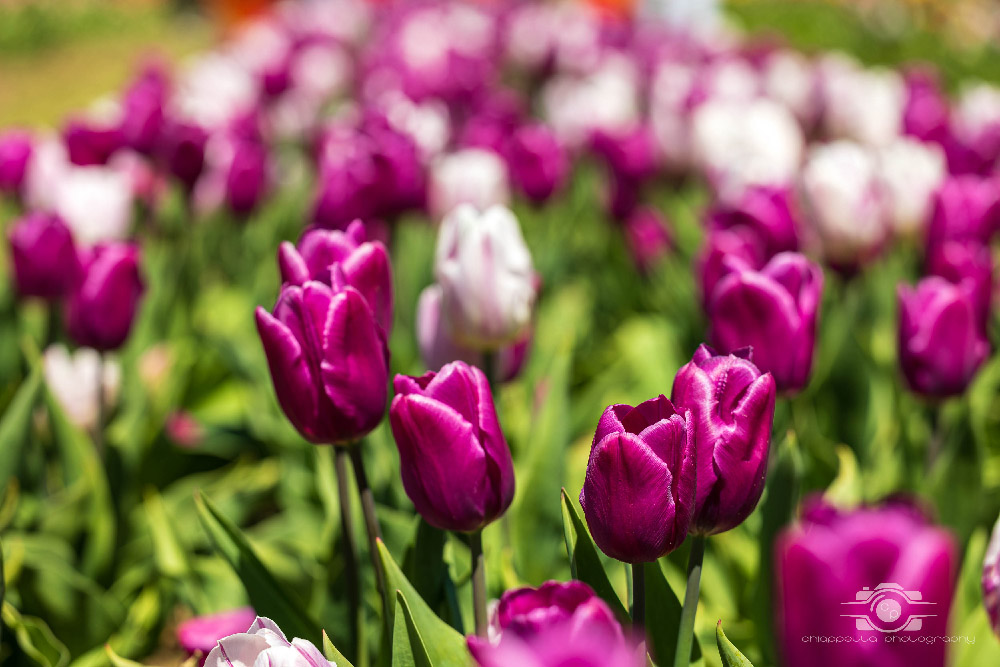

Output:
xmin=194 ymin=491 xmax=322 ymax=643
xmin=0 ymin=365 xmax=42 ymax=493
xmin=716 ymin=621 xmax=754 ymax=667
xmin=643 ymin=560 xmax=701 ymax=665
xmin=392 ymin=592 xmax=434 ymax=667
xmin=559 ymin=489 xmax=629 ymax=622
xmin=376 ymin=539 xmax=469 ymax=667
xmin=104 ymin=644 xmax=156 ymax=667
xmin=322 ymin=630 xmax=356 ymax=667
xmin=1 ymin=601 xmax=70 ymax=667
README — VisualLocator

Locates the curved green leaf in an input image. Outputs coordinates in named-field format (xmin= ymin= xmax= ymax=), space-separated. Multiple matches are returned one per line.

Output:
xmin=560 ymin=489 xmax=628 ymax=622
xmin=322 ymin=630 xmax=356 ymax=667
xmin=716 ymin=621 xmax=754 ymax=667
xmin=392 ymin=592 xmax=433 ymax=667
xmin=0 ymin=366 xmax=42 ymax=493
xmin=644 ymin=560 xmax=701 ymax=665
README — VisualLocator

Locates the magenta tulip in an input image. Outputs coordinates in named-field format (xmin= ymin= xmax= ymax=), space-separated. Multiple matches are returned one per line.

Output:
xmin=177 ymin=607 xmax=258 ymax=654
xmin=0 ymin=130 xmax=33 ymax=196
xmin=984 ymin=513 xmax=1000 ymax=638
xmin=66 ymin=243 xmax=144 ymax=351
xmin=505 ymin=123 xmax=568 ymax=205
xmin=925 ymin=239 xmax=994 ymax=326
xmin=706 ymin=185 xmax=800 ymax=260
xmin=8 ymin=212 xmax=81 ymax=300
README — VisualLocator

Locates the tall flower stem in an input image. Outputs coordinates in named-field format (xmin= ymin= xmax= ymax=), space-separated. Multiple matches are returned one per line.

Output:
xmin=673 ymin=536 xmax=705 ymax=667
xmin=334 ymin=447 xmax=362 ymax=662
xmin=348 ymin=440 xmax=384 ymax=596
xmin=470 ymin=529 xmax=487 ymax=637
xmin=632 ymin=562 xmax=645 ymax=637
xmin=94 ymin=352 xmax=105 ymax=457
xmin=481 ymin=350 xmax=499 ymax=400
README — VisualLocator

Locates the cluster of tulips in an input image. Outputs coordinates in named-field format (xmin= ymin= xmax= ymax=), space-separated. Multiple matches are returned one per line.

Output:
xmin=3 ymin=0 xmax=1000 ymax=666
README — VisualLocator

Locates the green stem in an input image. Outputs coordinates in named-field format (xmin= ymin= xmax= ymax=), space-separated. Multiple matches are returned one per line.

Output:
xmin=334 ymin=447 xmax=362 ymax=664
xmin=632 ymin=562 xmax=645 ymax=638
xmin=673 ymin=536 xmax=705 ymax=667
xmin=348 ymin=441 xmax=384 ymax=596
xmin=94 ymin=352 xmax=105 ymax=458
xmin=470 ymin=530 xmax=487 ymax=637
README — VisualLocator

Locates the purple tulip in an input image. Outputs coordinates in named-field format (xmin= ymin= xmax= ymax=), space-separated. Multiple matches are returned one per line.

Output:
xmin=984 ymin=513 xmax=1000 ymax=638
xmin=415 ymin=285 xmax=529 ymax=383
xmin=204 ymin=616 xmax=332 ymax=667
xmin=622 ymin=206 xmax=673 ymax=275
xmin=708 ymin=252 xmax=824 ymax=394
xmin=925 ymin=239 xmax=994 ymax=326
xmin=698 ymin=228 xmax=766 ymax=309
xmin=671 ymin=345 xmax=776 ymax=535
xmin=926 ymin=176 xmax=1000 ymax=254
xmin=62 ymin=118 xmax=123 ymax=167
xmin=590 ymin=125 xmax=659 ymax=184
xmin=579 ymin=396 xmax=696 ymax=563
xmin=776 ymin=498 xmax=956 ymax=667
xmin=278 ymin=220 xmax=394 ymax=334
xmin=66 ymin=243 xmax=144 ymax=351
xmin=505 ymin=123 xmax=568 ymax=205
xmin=311 ymin=128 xmax=378 ymax=230
xmin=225 ymin=140 xmax=269 ymax=216
xmin=468 ymin=581 xmax=639 ymax=667
xmin=389 ymin=361 xmax=515 ymax=533
xmin=256 ymin=274 xmax=389 ymax=445
xmin=902 ymin=68 xmax=951 ymax=144
xmin=120 ymin=64 xmax=169 ymax=155
xmin=177 ymin=607 xmax=258 ymax=653
xmin=898 ymin=276 xmax=990 ymax=398
xmin=0 ymin=130 xmax=33 ymax=196
xmin=8 ymin=212 xmax=81 ymax=300
xmin=160 ymin=121 xmax=209 ymax=192
xmin=367 ymin=120 xmax=426 ymax=219
xmin=706 ymin=185 xmax=800 ymax=260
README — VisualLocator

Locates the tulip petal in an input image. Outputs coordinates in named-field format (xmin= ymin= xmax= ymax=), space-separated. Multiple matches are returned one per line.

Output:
xmin=255 ymin=307 xmax=321 ymax=442
xmin=278 ymin=242 xmax=310 ymax=286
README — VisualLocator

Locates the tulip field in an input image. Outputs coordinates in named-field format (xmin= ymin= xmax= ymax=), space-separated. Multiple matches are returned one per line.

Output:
xmin=1 ymin=1 xmax=1000 ymax=666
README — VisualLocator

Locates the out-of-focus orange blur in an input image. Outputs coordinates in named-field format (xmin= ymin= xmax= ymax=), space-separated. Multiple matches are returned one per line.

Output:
xmin=204 ymin=0 xmax=278 ymax=29
xmin=583 ymin=0 xmax=638 ymax=19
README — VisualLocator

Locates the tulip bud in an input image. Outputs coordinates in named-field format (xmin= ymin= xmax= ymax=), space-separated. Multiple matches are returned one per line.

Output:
xmin=43 ymin=344 xmax=121 ymax=431
xmin=0 ymin=130 xmax=33 ymax=196
xmin=416 ymin=285 xmax=529 ymax=383
xmin=66 ymin=243 xmax=144 ymax=351
xmin=435 ymin=204 xmax=537 ymax=349
xmin=776 ymin=498 xmax=956 ymax=667
xmin=926 ymin=239 xmax=994 ymax=326
xmin=925 ymin=175 xmax=1000 ymax=255
xmin=468 ymin=581 xmax=638 ymax=667
xmin=798 ymin=141 xmax=888 ymax=269
xmin=706 ymin=185 xmax=800 ymax=260
xmin=672 ymin=345 xmax=775 ymax=535
xmin=428 ymin=148 xmax=510 ymax=221
xmin=204 ymin=616 xmax=333 ymax=667
xmin=177 ymin=607 xmax=258 ymax=654
xmin=897 ymin=276 xmax=990 ymax=397
xmin=62 ymin=117 xmax=123 ymax=167
xmin=709 ymin=252 xmax=823 ymax=394
xmin=278 ymin=220 xmax=394 ymax=334
xmin=8 ymin=212 xmax=81 ymax=300
xmin=622 ymin=207 xmax=673 ymax=275
xmin=256 ymin=275 xmax=388 ymax=444
xmin=505 ymin=123 xmax=568 ymax=205
xmin=698 ymin=228 xmax=765 ymax=309
xmin=984 ymin=513 xmax=1000 ymax=637
xmin=579 ymin=396 xmax=696 ymax=563
xmin=389 ymin=361 xmax=515 ymax=532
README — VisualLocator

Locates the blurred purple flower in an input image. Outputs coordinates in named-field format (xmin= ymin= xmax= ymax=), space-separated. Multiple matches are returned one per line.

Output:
xmin=66 ymin=243 xmax=144 ymax=351
xmin=8 ymin=212 xmax=81 ymax=300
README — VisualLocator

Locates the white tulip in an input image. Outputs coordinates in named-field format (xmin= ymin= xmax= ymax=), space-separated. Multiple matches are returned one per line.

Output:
xmin=819 ymin=55 xmax=904 ymax=146
xmin=542 ymin=55 xmax=639 ymax=149
xmin=53 ymin=166 xmax=133 ymax=245
xmin=435 ymin=204 xmax=536 ymax=348
xmin=205 ymin=616 xmax=333 ymax=667
xmin=877 ymin=138 xmax=946 ymax=236
xmin=428 ymin=149 xmax=509 ymax=221
xmin=43 ymin=345 xmax=120 ymax=432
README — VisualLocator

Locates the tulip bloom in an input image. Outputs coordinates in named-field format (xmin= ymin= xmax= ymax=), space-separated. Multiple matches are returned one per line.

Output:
xmin=0 ymin=129 xmax=33 ymax=196
xmin=435 ymin=204 xmax=537 ymax=349
xmin=708 ymin=252 xmax=824 ymax=394
xmin=984 ymin=513 xmax=1000 ymax=637
xmin=579 ymin=395 xmax=696 ymax=563
xmin=505 ymin=123 xmax=568 ymax=205
xmin=225 ymin=139 xmax=269 ymax=216
xmin=255 ymin=274 xmax=389 ymax=444
xmin=706 ymin=185 xmax=800 ymax=260
xmin=698 ymin=228 xmax=765 ymax=309
xmin=897 ymin=277 xmax=990 ymax=397
xmin=119 ymin=63 xmax=169 ymax=155
xmin=204 ymin=616 xmax=332 ymax=667
xmin=468 ymin=581 xmax=639 ymax=667
xmin=877 ymin=138 xmax=946 ymax=237
xmin=622 ymin=207 xmax=673 ymax=275
xmin=8 ymin=212 xmax=81 ymax=300
xmin=177 ymin=607 xmax=258 ymax=654
xmin=43 ymin=344 xmax=121 ymax=431
xmin=62 ymin=118 xmax=123 ymax=167
xmin=428 ymin=148 xmax=510 ymax=221
xmin=672 ymin=345 xmax=775 ymax=535
xmin=902 ymin=68 xmax=951 ymax=144
xmin=776 ymin=498 xmax=956 ymax=667
xmin=925 ymin=239 xmax=994 ymax=327
xmin=389 ymin=362 xmax=515 ymax=533
xmin=66 ymin=243 xmax=144 ymax=351
xmin=278 ymin=220 xmax=393 ymax=334
xmin=925 ymin=175 xmax=1000 ymax=255
xmin=160 ymin=120 xmax=208 ymax=192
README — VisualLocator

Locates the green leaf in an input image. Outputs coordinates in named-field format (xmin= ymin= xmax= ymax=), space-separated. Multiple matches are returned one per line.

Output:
xmin=2 ymin=601 xmax=70 ymax=667
xmin=0 ymin=366 xmax=42 ymax=493
xmin=559 ymin=489 xmax=628 ymax=622
xmin=322 ymin=630 xmax=356 ymax=667
xmin=143 ymin=488 xmax=190 ymax=579
xmin=643 ymin=560 xmax=701 ymax=665
xmin=823 ymin=445 xmax=862 ymax=508
xmin=104 ymin=644 xmax=156 ymax=667
xmin=194 ymin=491 xmax=321 ymax=643
xmin=716 ymin=621 xmax=754 ymax=667
xmin=376 ymin=539 xmax=468 ymax=667
xmin=392 ymin=592 xmax=433 ymax=667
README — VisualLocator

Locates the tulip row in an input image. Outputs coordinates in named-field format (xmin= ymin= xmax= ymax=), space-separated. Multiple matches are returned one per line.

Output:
xmin=2 ymin=0 xmax=1000 ymax=666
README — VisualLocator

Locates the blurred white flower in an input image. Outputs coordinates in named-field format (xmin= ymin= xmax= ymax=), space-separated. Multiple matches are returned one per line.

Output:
xmin=877 ymin=138 xmax=946 ymax=236
xmin=952 ymin=82 xmax=1000 ymax=146
xmin=799 ymin=140 xmax=889 ymax=265
xmin=54 ymin=166 xmax=133 ymax=245
xmin=428 ymin=148 xmax=509 ymax=221
xmin=24 ymin=136 xmax=71 ymax=211
xmin=435 ymin=204 xmax=536 ymax=348
xmin=761 ymin=50 xmax=819 ymax=126
xmin=690 ymin=98 xmax=804 ymax=201
xmin=379 ymin=91 xmax=450 ymax=160
xmin=819 ymin=55 xmax=904 ymax=146
xmin=542 ymin=55 xmax=639 ymax=149
xmin=175 ymin=53 xmax=259 ymax=129
xmin=43 ymin=345 xmax=121 ymax=431
xmin=648 ymin=0 xmax=722 ymax=35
